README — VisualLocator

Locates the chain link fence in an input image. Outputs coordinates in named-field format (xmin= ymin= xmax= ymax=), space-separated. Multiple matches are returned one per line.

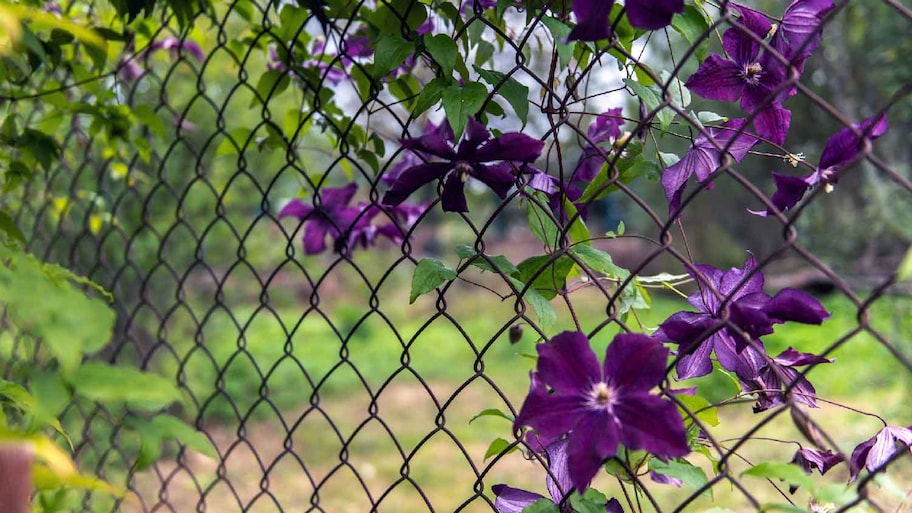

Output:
xmin=6 ymin=0 xmax=912 ymax=511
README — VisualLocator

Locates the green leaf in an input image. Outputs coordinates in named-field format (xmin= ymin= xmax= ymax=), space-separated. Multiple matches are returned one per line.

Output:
xmin=649 ymin=458 xmax=712 ymax=497
xmin=672 ymin=5 xmax=711 ymax=62
xmin=413 ymin=77 xmax=448 ymax=116
xmin=570 ymin=489 xmax=608 ymax=513
xmin=469 ymin=408 xmax=513 ymax=424
xmin=410 ymin=258 xmax=456 ymax=303
xmin=455 ymin=245 xmax=518 ymax=274
xmin=526 ymin=191 xmax=560 ymax=247
xmin=742 ymin=463 xmax=815 ymax=492
xmin=0 ymin=210 xmax=25 ymax=244
xmin=515 ymin=255 xmax=574 ymax=300
xmin=425 ymin=34 xmax=458 ymax=77
xmin=898 ymin=244 xmax=912 ymax=281
xmin=252 ymin=69 xmax=291 ymax=106
xmin=127 ymin=415 xmax=213 ymax=470
xmin=441 ymin=81 xmax=488 ymax=140
xmin=564 ymin=199 xmax=590 ymax=245
xmin=509 ymin=277 xmax=557 ymax=333
xmin=483 ymin=437 xmax=515 ymax=460
xmin=132 ymin=105 xmax=167 ymax=138
xmin=523 ymin=499 xmax=560 ymax=513
xmin=71 ymin=363 xmax=182 ymax=411
xmin=474 ymin=40 xmax=495 ymax=66
xmin=570 ymin=245 xmax=627 ymax=279
xmin=373 ymin=35 xmax=415 ymax=78
xmin=540 ymin=17 xmax=573 ymax=67
xmin=474 ymin=67 xmax=530 ymax=127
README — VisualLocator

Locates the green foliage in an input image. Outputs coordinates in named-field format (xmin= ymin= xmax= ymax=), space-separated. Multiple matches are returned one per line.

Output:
xmin=410 ymin=257 xmax=457 ymax=303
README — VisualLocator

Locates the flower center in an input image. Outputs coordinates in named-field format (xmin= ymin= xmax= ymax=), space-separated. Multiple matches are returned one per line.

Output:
xmin=454 ymin=161 xmax=473 ymax=182
xmin=589 ymin=382 xmax=616 ymax=409
xmin=740 ymin=62 xmax=763 ymax=86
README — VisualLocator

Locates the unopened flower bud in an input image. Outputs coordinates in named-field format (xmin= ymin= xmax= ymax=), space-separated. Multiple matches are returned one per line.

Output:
xmin=508 ymin=324 xmax=523 ymax=344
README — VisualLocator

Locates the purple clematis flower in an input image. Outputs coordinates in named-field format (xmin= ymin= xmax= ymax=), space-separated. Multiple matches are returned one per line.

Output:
xmin=684 ymin=7 xmax=792 ymax=145
xmin=568 ymin=0 xmax=683 ymax=41
xmin=279 ymin=183 xmax=381 ymax=255
xmin=770 ymin=0 xmax=834 ymax=63
xmin=147 ymin=38 xmax=205 ymax=61
xmin=514 ymin=331 xmax=690 ymax=492
xmin=654 ymin=255 xmax=830 ymax=380
xmin=733 ymin=346 xmax=833 ymax=412
xmin=382 ymin=117 xmax=543 ymax=212
xmin=760 ymin=114 xmax=889 ymax=215
xmin=573 ymin=108 xmax=626 ymax=183
xmin=493 ymin=440 xmax=624 ymax=513
xmin=789 ymin=447 xmax=842 ymax=492
xmin=661 ymin=119 xmax=758 ymax=215
xmin=849 ymin=426 xmax=912 ymax=483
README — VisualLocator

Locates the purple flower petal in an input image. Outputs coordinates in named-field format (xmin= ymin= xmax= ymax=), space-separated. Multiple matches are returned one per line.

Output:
xmin=441 ymin=172 xmax=469 ymax=212
xmin=684 ymin=54 xmax=746 ymax=102
xmin=750 ymin=102 xmax=792 ymax=146
xmin=474 ymin=133 xmax=545 ymax=163
xmin=382 ymin=162 xmax=452 ymax=206
xmin=302 ymin=219 xmax=330 ymax=255
xmin=650 ymin=470 xmax=683 ymax=487
xmin=764 ymin=288 xmax=830 ymax=325
xmin=773 ymin=347 xmax=832 ymax=367
xmin=473 ymin=162 xmax=517 ymax=199
xmin=722 ymin=7 xmax=771 ymax=65
xmin=401 ymin=133 xmax=458 ymax=159
xmin=614 ymin=394 xmax=690 ymax=459
xmin=568 ymin=0 xmax=616 ymax=41
xmin=625 ymin=0 xmax=684 ymax=31
xmin=766 ymin=172 xmax=812 ymax=214
xmin=491 ymin=484 xmax=547 ymax=513
xmin=513 ymin=374 xmax=585 ymax=440
xmin=818 ymin=114 xmax=889 ymax=177
xmin=566 ymin=412 xmax=620 ymax=492
xmin=772 ymin=0 xmax=834 ymax=60
xmin=279 ymin=199 xmax=315 ymax=219
xmin=674 ymin=335 xmax=716 ymax=380
xmin=588 ymin=108 xmax=625 ymax=143
xmin=544 ymin=439 xmax=572 ymax=503
xmin=537 ymin=332 xmax=601 ymax=395
xmin=604 ymin=334 xmax=670 ymax=393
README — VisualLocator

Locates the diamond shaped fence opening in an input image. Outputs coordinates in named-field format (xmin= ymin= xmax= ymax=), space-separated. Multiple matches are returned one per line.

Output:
xmin=3 ymin=0 xmax=912 ymax=512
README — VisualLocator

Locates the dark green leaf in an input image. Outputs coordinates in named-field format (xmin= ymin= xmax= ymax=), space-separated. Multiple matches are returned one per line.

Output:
xmin=540 ymin=17 xmax=573 ymax=67
xmin=413 ymin=77 xmax=448 ymax=116
xmin=72 ymin=363 xmax=182 ymax=411
xmin=526 ymin=191 xmax=560 ymax=247
xmin=570 ymin=245 xmax=626 ymax=278
xmin=441 ymin=81 xmax=487 ymax=140
xmin=474 ymin=67 xmax=529 ymax=127
xmin=410 ymin=258 xmax=456 ymax=303
xmin=0 ymin=211 xmax=25 ymax=244
xmin=483 ymin=437 xmax=515 ymax=460
xmin=373 ymin=35 xmax=415 ymax=78
xmin=508 ymin=277 xmax=557 ymax=332
xmin=455 ymin=244 xmax=518 ymax=274
xmin=672 ymin=6 xmax=711 ymax=62
xmin=570 ymin=489 xmax=608 ymax=513
xmin=425 ymin=34 xmax=458 ymax=77
xmin=515 ymin=255 xmax=574 ymax=300
xmin=469 ymin=408 xmax=513 ymax=424
xmin=252 ymin=70 xmax=291 ymax=107
xmin=741 ymin=463 xmax=816 ymax=492
xmin=523 ymin=499 xmax=560 ymax=513
xmin=474 ymin=40 xmax=495 ymax=66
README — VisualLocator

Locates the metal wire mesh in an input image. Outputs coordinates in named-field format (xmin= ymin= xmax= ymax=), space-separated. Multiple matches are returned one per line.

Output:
xmin=5 ymin=0 xmax=912 ymax=511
